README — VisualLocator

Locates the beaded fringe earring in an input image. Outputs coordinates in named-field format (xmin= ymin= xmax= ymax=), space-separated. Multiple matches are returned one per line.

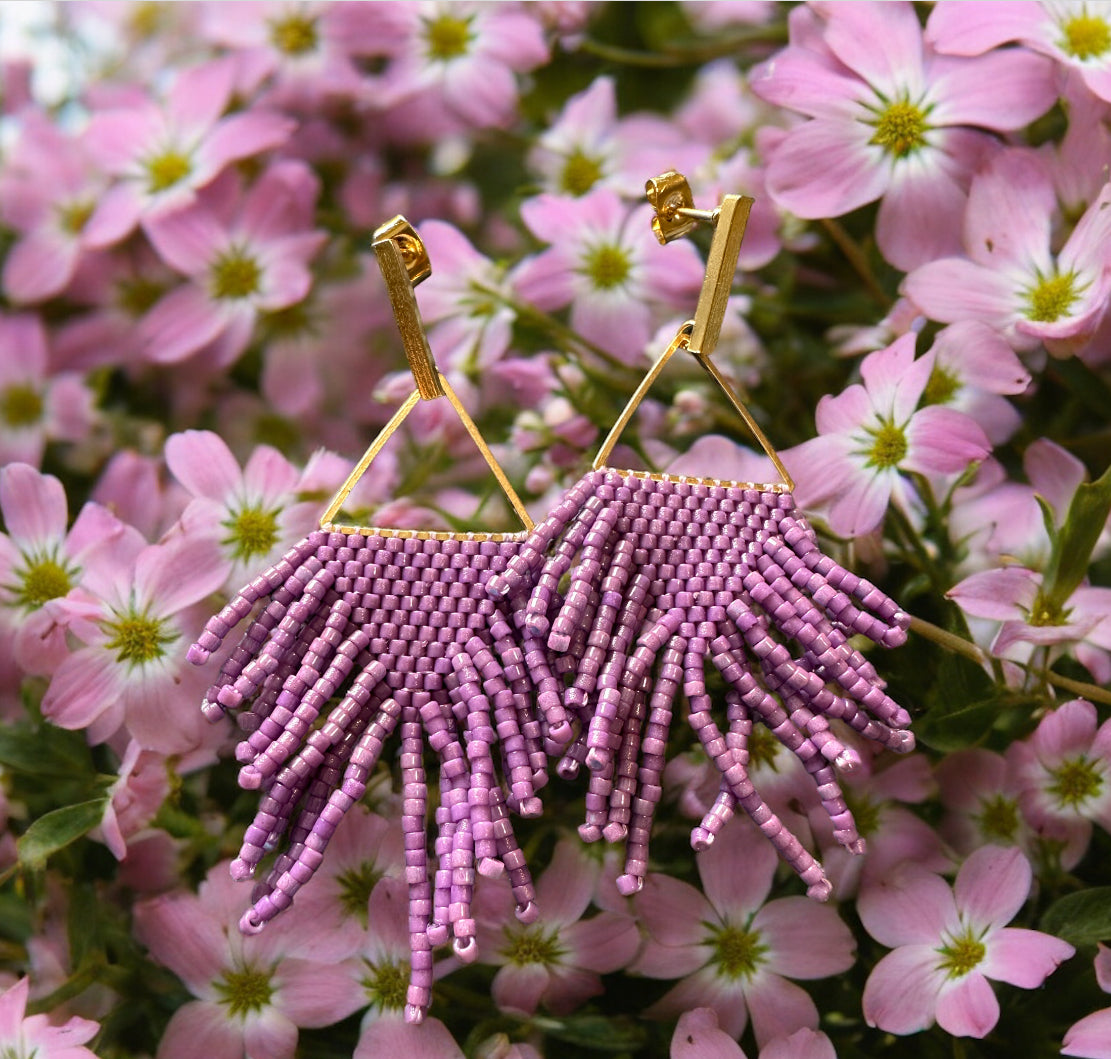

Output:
xmin=487 ymin=174 xmax=914 ymax=901
xmin=187 ymin=219 xmax=573 ymax=1024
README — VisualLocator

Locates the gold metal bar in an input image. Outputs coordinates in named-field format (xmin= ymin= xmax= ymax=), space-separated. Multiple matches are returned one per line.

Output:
xmin=687 ymin=193 xmax=753 ymax=360
xmin=593 ymin=323 xmax=694 ymax=470
xmin=372 ymin=218 xmax=443 ymax=401
xmin=693 ymin=350 xmax=794 ymax=491
xmin=319 ymin=388 xmax=422 ymax=527
xmin=440 ymin=373 xmax=535 ymax=532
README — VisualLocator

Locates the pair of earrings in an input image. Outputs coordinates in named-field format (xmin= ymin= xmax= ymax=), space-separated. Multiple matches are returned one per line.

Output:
xmin=188 ymin=173 xmax=913 ymax=1023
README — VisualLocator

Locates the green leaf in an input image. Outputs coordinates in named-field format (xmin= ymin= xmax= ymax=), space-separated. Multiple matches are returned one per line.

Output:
xmin=1041 ymin=888 xmax=1111 ymax=946
xmin=1041 ymin=462 xmax=1111 ymax=611
xmin=533 ymin=1014 xmax=649 ymax=1053
xmin=0 ymin=724 xmax=95 ymax=778
xmin=16 ymin=798 xmax=108 ymax=870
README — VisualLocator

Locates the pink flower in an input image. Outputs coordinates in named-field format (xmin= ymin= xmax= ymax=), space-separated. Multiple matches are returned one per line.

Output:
xmin=96 ymin=739 xmax=171 ymax=861
xmin=135 ymin=863 xmax=365 ymax=1059
xmin=632 ymin=819 xmax=856 ymax=1047
xmin=925 ymin=321 xmax=1031 ymax=444
xmin=353 ymin=878 xmax=464 ymax=1059
xmin=513 ymin=189 xmax=704 ymax=362
xmin=0 ymin=315 xmax=94 ymax=468
xmin=0 ymin=115 xmax=107 ymax=303
xmin=164 ymin=429 xmax=321 ymax=589
xmin=935 ymin=748 xmax=1042 ymax=863
xmin=928 ymin=0 xmax=1111 ymax=104
xmin=903 ymin=149 xmax=1111 ymax=356
xmin=82 ymin=56 xmax=293 ymax=247
xmin=40 ymin=522 xmax=226 ymax=752
xmin=808 ymin=747 xmax=949 ymax=900
xmin=0 ymin=977 xmax=99 ymax=1059
xmin=472 ymin=838 xmax=640 ymax=1016
xmin=751 ymin=1 xmax=1055 ymax=269
xmin=949 ymin=439 xmax=1089 ymax=573
xmin=0 ymin=462 xmax=131 ymax=676
xmin=671 ymin=1007 xmax=747 ymax=1059
xmin=781 ymin=333 xmax=990 ymax=537
xmin=140 ymin=161 xmax=326 ymax=365
xmin=947 ymin=566 xmax=1111 ymax=681
xmin=528 ymin=76 xmax=706 ymax=199
xmin=1009 ymin=699 xmax=1111 ymax=858
xmin=415 ymin=221 xmax=517 ymax=373
xmin=1063 ymin=944 xmax=1111 ymax=1058
xmin=197 ymin=2 xmax=392 ymax=103
xmin=858 ymin=845 xmax=1074 ymax=1037
xmin=379 ymin=2 xmax=549 ymax=130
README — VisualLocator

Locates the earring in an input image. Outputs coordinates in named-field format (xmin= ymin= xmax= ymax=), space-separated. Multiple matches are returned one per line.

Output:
xmin=187 ymin=217 xmax=571 ymax=1025
xmin=487 ymin=173 xmax=914 ymax=901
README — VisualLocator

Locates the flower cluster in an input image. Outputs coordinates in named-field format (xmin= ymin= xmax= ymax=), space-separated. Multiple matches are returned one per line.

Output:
xmin=0 ymin=2 xmax=1109 ymax=1058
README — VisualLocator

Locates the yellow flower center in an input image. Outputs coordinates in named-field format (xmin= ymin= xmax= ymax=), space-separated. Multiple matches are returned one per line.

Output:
xmin=1027 ymin=591 xmax=1068 ymax=627
xmin=269 ymin=13 xmax=319 ymax=55
xmin=937 ymin=927 xmax=986 ymax=978
xmin=582 ymin=244 xmax=631 ymax=290
xmin=58 ymin=200 xmax=94 ymax=235
xmin=214 ymin=967 xmax=273 ymax=1017
xmin=864 ymin=420 xmax=908 ymax=469
xmin=145 ymin=149 xmax=192 ymax=194
xmin=869 ymin=99 xmax=929 ymax=158
xmin=560 ymin=149 xmax=605 ymax=196
xmin=0 ymin=384 xmax=44 ymax=429
xmin=711 ymin=922 xmax=767 ymax=980
xmin=1061 ymin=13 xmax=1111 ymax=59
xmin=10 ymin=556 xmax=74 ymax=610
xmin=923 ymin=364 xmax=960 ymax=406
xmin=363 ymin=958 xmax=409 ymax=1010
xmin=117 ymin=276 xmax=167 ymax=318
xmin=222 ymin=507 xmax=279 ymax=561
xmin=1026 ymin=272 xmax=1079 ymax=323
xmin=103 ymin=612 xmax=175 ymax=667
xmin=210 ymin=248 xmax=262 ymax=300
xmin=977 ymin=794 xmax=1019 ymax=843
xmin=336 ymin=861 xmax=384 ymax=923
xmin=504 ymin=925 xmax=563 ymax=966
xmin=424 ymin=14 xmax=473 ymax=60
xmin=1047 ymin=756 xmax=1104 ymax=809
xmin=845 ymin=791 xmax=883 ymax=839
xmin=748 ymin=723 xmax=780 ymax=771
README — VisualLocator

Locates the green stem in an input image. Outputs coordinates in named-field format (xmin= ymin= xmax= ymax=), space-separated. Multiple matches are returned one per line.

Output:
xmin=818 ymin=218 xmax=892 ymax=309
xmin=887 ymin=504 xmax=948 ymax=596
xmin=908 ymin=616 xmax=1111 ymax=707
xmin=907 ymin=615 xmax=988 ymax=665
xmin=471 ymin=283 xmax=629 ymax=372
xmin=579 ymin=27 xmax=787 ymax=67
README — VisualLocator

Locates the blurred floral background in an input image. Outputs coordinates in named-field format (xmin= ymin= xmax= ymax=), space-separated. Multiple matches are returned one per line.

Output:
xmin=1 ymin=1 xmax=1110 ymax=1057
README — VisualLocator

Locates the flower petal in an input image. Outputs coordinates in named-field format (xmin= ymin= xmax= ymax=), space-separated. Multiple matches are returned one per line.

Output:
xmin=634 ymin=872 xmax=715 ymax=948
xmin=0 ymin=463 xmax=67 ymax=549
xmin=274 ymin=958 xmax=365 ymax=1026
xmin=697 ymin=821 xmax=777 ymax=920
xmin=1062 ymin=1007 xmax=1111 ymax=1059
xmin=561 ymin=911 xmax=639 ymax=974
xmin=156 ymin=1002 xmax=244 ymax=1059
xmin=140 ymin=284 xmax=229 ymax=364
xmin=670 ymin=1008 xmax=746 ymax=1059
xmin=981 ymin=927 xmax=1074 ymax=988
xmin=754 ymin=898 xmax=856 ymax=979
xmin=934 ymin=971 xmax=999 ymax=1038
xmin=532 ymin=838 xmax=598 ymax=927
xmin=857 ymin=868 xmax=958 ymax=947
xmin=954 ymin=845 xmax=1031 ymax=931
xmin=862 ymin=944 xmax=943 ymax=1034
xmin=902 ymin=258 xmax=1018 ymax=330
xmin=133 ymin=892 xmax=228 ymax=993
xmin=929 ymin=51 xmax=1055 ymax=130
xmin=946 ymin=567 xmax=1039 ymax=622
xmin=491 ymin=962 xmax=550 ymax=1016
xmin=765 ymin=120 xmax=888 ymax=219
xmin=744 ymin=970 xmax=819 ymax=1049
xmin=354 ymin=1013 xmax=465 ymax=1059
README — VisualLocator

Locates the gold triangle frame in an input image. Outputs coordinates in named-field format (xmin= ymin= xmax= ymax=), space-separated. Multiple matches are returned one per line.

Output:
xmin=319 ymin=218 xmax=534 ymax=540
